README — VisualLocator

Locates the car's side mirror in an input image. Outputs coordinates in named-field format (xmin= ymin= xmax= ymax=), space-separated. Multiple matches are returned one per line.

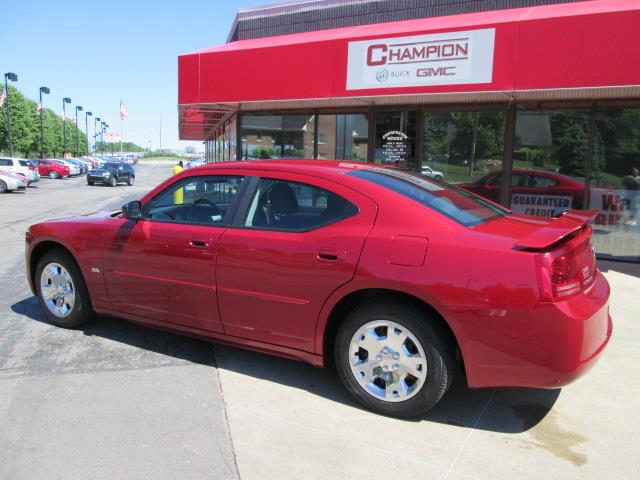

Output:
xmin=122 ymin=201 xmax=142 ymax=221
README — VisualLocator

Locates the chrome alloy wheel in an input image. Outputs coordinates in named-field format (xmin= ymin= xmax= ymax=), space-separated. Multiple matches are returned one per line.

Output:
xmin=40 ymin=262 xmax=76 ymax=318
xmin=349 ymin=320 xmax=427 ymax=402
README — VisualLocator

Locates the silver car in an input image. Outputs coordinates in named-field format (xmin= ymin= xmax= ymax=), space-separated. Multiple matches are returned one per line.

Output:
xmin=0 ymin=170 xmax=28 ymax=193
xmin=0 ymin=157 xmax=40 ymax=184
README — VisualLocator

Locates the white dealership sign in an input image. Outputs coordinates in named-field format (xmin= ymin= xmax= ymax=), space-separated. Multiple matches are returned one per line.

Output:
xmin=346 ymin=28 xmax=495 ymax=90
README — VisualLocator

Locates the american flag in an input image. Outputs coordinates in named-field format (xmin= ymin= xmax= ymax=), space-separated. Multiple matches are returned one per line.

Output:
xmin=0 ymin=90 xmax=6 ymax=107
xmin=120 ymin=100 xmax=128 ymax=120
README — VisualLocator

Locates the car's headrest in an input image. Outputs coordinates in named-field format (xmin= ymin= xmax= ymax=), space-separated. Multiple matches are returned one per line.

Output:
xmin=268 ymin=182 xmax=299 ymax=215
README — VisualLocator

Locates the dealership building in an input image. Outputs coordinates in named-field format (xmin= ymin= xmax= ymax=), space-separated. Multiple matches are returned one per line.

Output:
xmin=178 ymin=0 xmax=640 ymax=262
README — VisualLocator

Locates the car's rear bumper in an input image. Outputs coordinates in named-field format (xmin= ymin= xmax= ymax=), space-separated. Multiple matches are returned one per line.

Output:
xmin=463 ymin=271 xmax=612 ymax=389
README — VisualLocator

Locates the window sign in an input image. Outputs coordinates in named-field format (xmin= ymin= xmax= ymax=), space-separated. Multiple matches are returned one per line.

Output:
xmin=381 ymin=130 xmax=409 ymax=165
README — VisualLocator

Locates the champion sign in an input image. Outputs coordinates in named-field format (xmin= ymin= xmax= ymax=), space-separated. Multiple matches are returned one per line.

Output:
xmin=346 ymin=28 xmax=495 ymax=90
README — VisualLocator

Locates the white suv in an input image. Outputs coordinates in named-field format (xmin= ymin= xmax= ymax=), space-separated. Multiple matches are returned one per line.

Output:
xmin=0 ymin=158 xmax=40 ymax=184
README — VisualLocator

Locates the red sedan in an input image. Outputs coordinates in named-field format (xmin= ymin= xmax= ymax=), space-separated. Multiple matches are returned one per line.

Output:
xmin=460 ymin=169 xmax=587 ymax=213
xmin=35 ymin=159 xmax=71 ymax=179
xmin=25 ymin=161 xmax=612 ymax=417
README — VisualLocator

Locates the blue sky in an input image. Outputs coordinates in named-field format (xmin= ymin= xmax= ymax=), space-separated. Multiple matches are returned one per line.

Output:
xmin=2 ymin=0 xmax=260 ymax=151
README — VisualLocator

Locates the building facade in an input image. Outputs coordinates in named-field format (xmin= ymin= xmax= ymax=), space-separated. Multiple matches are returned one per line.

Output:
xmin=178 ymin=0 xmax=640 ymax=262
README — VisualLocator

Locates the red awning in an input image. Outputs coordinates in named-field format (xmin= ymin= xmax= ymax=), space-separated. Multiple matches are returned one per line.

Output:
xmin=178 ymin=0 xmax=640 ymax=140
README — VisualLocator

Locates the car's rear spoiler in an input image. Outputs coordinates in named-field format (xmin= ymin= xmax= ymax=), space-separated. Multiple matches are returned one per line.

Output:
xmin=514 ymin=210 xmax=598 ymax=250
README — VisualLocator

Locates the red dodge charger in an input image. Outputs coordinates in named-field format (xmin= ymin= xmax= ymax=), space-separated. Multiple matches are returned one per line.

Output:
xmin=25 ymin=161 xmax=612 ymax=417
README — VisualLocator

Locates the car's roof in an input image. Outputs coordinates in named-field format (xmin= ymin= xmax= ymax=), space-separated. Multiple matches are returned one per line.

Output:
xmin=193 ymin=160 xmax=372 ymax=179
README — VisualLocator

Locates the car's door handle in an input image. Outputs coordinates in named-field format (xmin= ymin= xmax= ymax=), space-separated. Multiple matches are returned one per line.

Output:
xmin=190 ymin=239 xmax=209 ymax=248
xmin=316 ymin=248 xmax=343 ymax=262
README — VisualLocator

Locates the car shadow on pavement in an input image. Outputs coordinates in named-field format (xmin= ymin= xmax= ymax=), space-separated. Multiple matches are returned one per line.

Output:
xmin=13 ymin=295 xmax=559 ymax=433
xmin=11 ymin=296 xmax=216 ymax=368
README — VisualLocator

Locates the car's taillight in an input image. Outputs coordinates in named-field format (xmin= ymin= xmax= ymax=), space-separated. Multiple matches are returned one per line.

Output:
xmin=535 ymin=228 xmax=596 ymax=302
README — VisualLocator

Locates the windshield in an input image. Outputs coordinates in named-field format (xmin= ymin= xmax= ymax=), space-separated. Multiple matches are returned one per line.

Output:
xmin=349 ymin=167 xmax=508 ymax=226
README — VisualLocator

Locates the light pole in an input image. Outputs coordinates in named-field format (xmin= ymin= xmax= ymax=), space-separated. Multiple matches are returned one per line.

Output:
xmin=62 ymin=97 xmax=71 ymax=156
xmin=3 ymin=72 xmax=18 ymax=157
xmin=84 ymin=111 xmax=92 ymax=155
xmin=94 ymin=117 xmax=100 ymax=154
xmin=104 ymin=123 xmax=110 ymax=155
xmin=101 ymin=122 xmax=107 ymax=154
xmin=74 ymin=105 xmax=83 ymax=156
xmin=39 ymin=86 xmax=50 ymax=158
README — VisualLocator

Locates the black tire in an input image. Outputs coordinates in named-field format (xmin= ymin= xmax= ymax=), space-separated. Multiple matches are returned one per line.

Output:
xmin=127 ymin=176 xmax=134 ymax=186
xmin=335 ymin=302 xmax=455 ymax=418
xmin=87 ymin=179 xmax=94 ymax=185
xmin=48 ymin=170 xmax=59 ymax=179
xmin=34 ymin=248 xmax=93 ymax=328
xmin=0 ymin=180 xmax=7 ymax=193
xmin=435 ymin=175 xmax=443 ymax=181
xmin=109 ymin=175 xmax=117 ymax=187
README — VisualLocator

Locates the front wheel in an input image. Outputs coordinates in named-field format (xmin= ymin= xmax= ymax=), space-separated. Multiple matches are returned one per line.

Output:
xmin=335 ymin=302 xmax=455 ymax=418
xmin=127 ymin=176 xmax=134 ymax=186
xmin=109 ymin=175 xmax=117 ymax=187
xmin=35 ymin=249 xmax=93 ymax=328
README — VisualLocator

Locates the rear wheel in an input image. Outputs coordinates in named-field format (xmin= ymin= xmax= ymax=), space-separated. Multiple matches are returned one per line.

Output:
xmin=0 ymin=180 xmax=7 ymax=193
xmin=48 ymin=170 xmax=59 ymax=179
xmin=335 ymin=302 xmax=455 ymax=418
xmin=109 ymin=175 xmax=117 ymax=187
xmin=35 ymin=249 xmax=93 ymax=328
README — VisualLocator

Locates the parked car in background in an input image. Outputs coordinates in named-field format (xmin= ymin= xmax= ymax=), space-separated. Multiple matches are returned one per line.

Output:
xmin=65 ymin=158 xmax=88 ymax=174
xmin=459 ymin=169 xmax=591 ymax=212
xmin=186 ymin=158 xmax=206 ymax=169
xmin=25 ymin=161 xmax=612 ymax=418
xmin=0 ymin=170 xmax=28 ymax=192
xmin=35 ymin=159 xmax=71 ymax=179
xmin=87 ymin=162 xmax=135 ymax=186
xmin=0 ymin=157 xmax=39 ymax=184
xmin=53 ymin=159 xmax=81 ymax=176
xmin=420 ymin=165 xmax=444 ymax=180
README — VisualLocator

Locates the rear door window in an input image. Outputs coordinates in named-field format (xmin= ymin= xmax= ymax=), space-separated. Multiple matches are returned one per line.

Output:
xmin=244 ymin=178 xmax=358 ymax=231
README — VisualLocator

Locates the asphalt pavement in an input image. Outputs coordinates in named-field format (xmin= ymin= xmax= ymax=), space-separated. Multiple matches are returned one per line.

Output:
xmin=1 ymin=162 xmax=638 ymax=480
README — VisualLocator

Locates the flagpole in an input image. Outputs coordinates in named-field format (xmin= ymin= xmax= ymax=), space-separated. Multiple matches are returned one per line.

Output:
xmin=120 ymin=100 xmax=123 ymax=154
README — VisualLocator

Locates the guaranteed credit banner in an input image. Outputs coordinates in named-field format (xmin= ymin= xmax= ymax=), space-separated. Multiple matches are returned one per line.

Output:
xmin=346 ymin=28 xmax=495 ymax=90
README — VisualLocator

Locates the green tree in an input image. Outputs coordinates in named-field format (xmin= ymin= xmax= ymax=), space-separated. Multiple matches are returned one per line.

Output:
xmin=0 ymin=85 xmax=38 ymax=156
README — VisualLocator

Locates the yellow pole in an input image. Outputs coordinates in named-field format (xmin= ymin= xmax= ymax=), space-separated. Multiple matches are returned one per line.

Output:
xmin=172 ymin=163 xmax=183 ymax=204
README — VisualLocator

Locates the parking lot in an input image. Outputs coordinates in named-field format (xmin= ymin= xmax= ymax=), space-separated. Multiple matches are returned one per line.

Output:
xmin=1 ymin=162 xmax=639 ymax=480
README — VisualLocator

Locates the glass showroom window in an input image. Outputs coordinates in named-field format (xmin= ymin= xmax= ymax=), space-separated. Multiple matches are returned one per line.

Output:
xmin=589 ymin=108 xmax=640 ymax=262
xmin=508 ymin=109 xmax=590 ymax=217
xmin=316 ymin=114 xmax=368 ymax=161
xmin=375 ymin=110 xmax=417 ymax=170
xmin=240 ymin=114 xmax=314 ymax=160
xmin=421 ymin=110 xmax=505 ymax=195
